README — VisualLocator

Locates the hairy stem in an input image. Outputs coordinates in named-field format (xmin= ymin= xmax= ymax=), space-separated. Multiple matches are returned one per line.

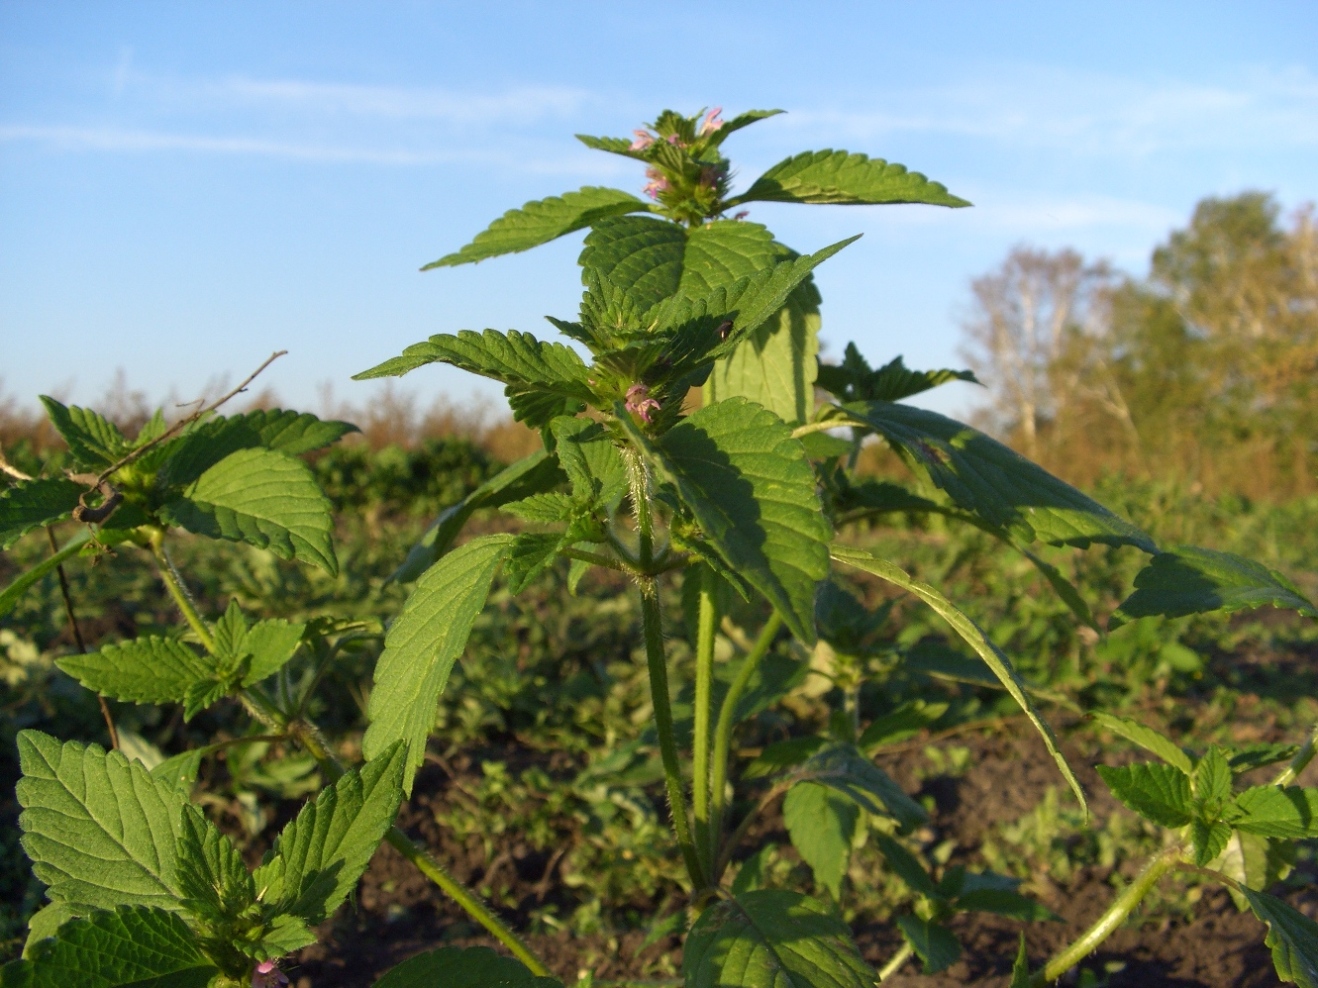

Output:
xmin=692 ymin=567 xmax=718 ymax=876
xmin=625 ymin=447 xmax=707 ymax=889
xmin=287 ymin=717 xmax=550 ymax=975
xmin=877 ymin=941 xmax=914 ymax=982
xmin=1273 ymin=721 xmax=1318 ymax=786
xmin=48 ymin=526 xmax=117 ymax=749
xmin=149 ymin=533 xmax=215 ymax=654
xmin=709 ymin=612 xmax=782 ymax=875
xmin=1033 ymin=845 xmax=1181 ymax=985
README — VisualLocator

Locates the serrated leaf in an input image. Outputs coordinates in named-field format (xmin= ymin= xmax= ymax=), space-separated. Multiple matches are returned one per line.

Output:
xmin=6 ymin=906 xmax=215 ymax=988
xmin=156 ymin=410 xmax=356 ymax=489
xmin=859 ymin=701 xmax=948 ymax=752
xmin=840 ymin=401 xmax=1156 ymax=551
xmin=550 ymin=417 xmax=627 ymax=508
xmin=831 ymin=543 xmax=1087 ymax=813
xmin=706 ymin=283 xmax=820 ymax=424
xmin=1242 ymin=888 xmax=1318 ymax=988
xmin=683 ymin=889 xmax=874 ymax=988
xmin=160 ymin=447 xmax=337 ymax=575
xmin=896 ymin=915 xmax=961 ymax=975
xmin=579 ymin=215 xmax=687 ymax=312
xmin=38 ymin=397 xmax=129 ymax=470
xmin=707 ymin=108 xmax=785 ymax=146
xmin=502 ymin=492 xmax=576 ymax=523
xmin=57 ymin=637 xmax=214 ymax=707
xmin=393 ymin=451 xmax=562 ymax=583
xmin=241 ymin=619 xmax=306 ymax=685
xmin=1114 ymin=547 xmax=1317 ymax=625
xmin=797 ymin=743 xmax=926 ymax=831
xmin=181 ymin=678 xmax=230 ymax=722
xmin=1090 ymin=713 xmax=1194 ymax=775
xmin=17 ymin=731 xmax=186 ymax=914
xmin=1195 ymin=746 xmax=1233 ymax=802
xmin=253 ymin=741 xmax=405 ymax=924
xmin=783 ymin=782 xmax=857 ymax=900
xmin=1190 ymin=818 xmax=1233 ymax=866
xmin=872 ymin=834 xmax=937 ymax=897
xmin=372 ymin=945 xmax=562 ymax=988
xmin=743 ymin=736 xmax=828 ymax=780
xmin=363 ymin=535 xmax=514 ymax=792
xmin=175 ymin=804 xmax=254 ymax=922
xmin=150 ymin=751 xmax=203 ymax=794
xmin=816 ymin=348 xmax=978 ymax=403
xmin=1096 ymin=763 xmax=1192 ymax=827
xmin=1230 ymin=743 xmax=1300 ymax=773
xmin=729 ymin=150 xmax=970 ymax=208
xmin=503 ymin=532 xmax=565 ymax=594
xmin=425 ymin=187 xmax=648 ymax=268
xmin=633 ymin=398 xmax=830 ymax=643
xmin=0 ymin=478 xmax=84 ymax=549
xmin=1233 ymin=786 xmax=1318 ymax=838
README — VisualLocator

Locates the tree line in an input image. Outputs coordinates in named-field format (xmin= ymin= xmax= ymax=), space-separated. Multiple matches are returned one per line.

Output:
xmin=960 ymin=192 xmax=1317 ymax=499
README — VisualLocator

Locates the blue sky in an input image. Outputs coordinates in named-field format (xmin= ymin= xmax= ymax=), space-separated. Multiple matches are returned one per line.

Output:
xmin=2 ymin=1 xmax=1315 ymax=422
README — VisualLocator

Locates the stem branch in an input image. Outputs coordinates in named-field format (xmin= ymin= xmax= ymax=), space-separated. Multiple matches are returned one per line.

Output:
xmin=877 ymin=941 xmax=914 ymax=982
xmin=692 ymin=567 xmax=718 ymax=877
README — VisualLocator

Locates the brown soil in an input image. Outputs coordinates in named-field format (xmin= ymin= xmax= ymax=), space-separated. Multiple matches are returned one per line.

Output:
xmin=291 ymin=723 xmax=1312 ymax=988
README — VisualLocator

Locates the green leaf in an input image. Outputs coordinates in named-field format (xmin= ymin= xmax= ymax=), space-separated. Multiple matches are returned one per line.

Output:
xmin=839 ymin=401 xmax=1156 ymax=552
xmin=579 ymin=215 xmax=687 ymax=312
xmin=1242 ymin=888 xmax=1318 ymax=988
xmin=895 ymin=915 xmax=961 ymax=975
xmin=363 ymin=535 xmax=514 ymax=793
xmin=175 ymin=805 xmax=254 ymax=922
xmin=682 ymin=889 xmax=875 ymax=988
xmin=253 ymin=741 xmax=405 ymax=924
xmin=57 ymin=637 xmax=213 ymax=707
xmin=4 ymin=906 xmax=215 ymax=988
xmin=160 ymin=447 xmax=337 ymax=575
xmin=1096 ymin=763 xmax=1193 ymax=827
xmin=502 ymin=493 xmax=575 ymax=523
xmin=705 ymin=283 xmax=820 ymax=424
xmin=1195 ymin=746 xmax=1233 ymax=802
xmin=38 ymin=397 xmax=129 ymax=470
xmin=1114 ymin=547 xmax=1318 ymax=625
xmin=0 ymin=479 xmax=84 ymax=549
xmin=393 ymin=451 xmax=562 ymax=583
xmin=372 ymin=945 xmax=562 ymax=988
xmin=0 ymin=530 xmax=100 ymax=619
xmin=156 ymin=410 xmax=357 ymax=489
xmin=728 ymin=150 xmax=970 ymax=208
xmin=17 ymin=731 xmax=186 ymax=914
xmin=150 ymin=751 xmax=204 ymax=795
xmin=639 ymin=398 xmax=830 ymax=643
xmin=872 ymin=834 xmax=937 ymax=897
xmin=783 ymin=782 xmax=858 ymax=899
xmin=797 ymin=744 xmax=926 ymax=831
xmin=743 ymin=736 xmax=828 ymax=780
xmin=816 ymin=348 xmax=978 ymax=403
xmin=503 ymin=532 xmax=565 ymax=594
xmin=424 ymin=187 xmax=648 ymax=268
xmin=1233 ymin=786 xmax=1318 ymax=838
xmin=1089 ymin=713 xmax=1194 ymax=774
xmin=707 ymin=109 xmax=785 ymax=146
xmin=1190 ymin=818 xmax=1233 ymax=866
xmin=859 ymin=701 xmax=949 ymax=752
xmin=550 ymin=417 xmax=627 ymax=508
xmin=1010 ymin=936 xmax=1032 ymax=988
xmin=831 ymin=543 xmax=1087 ymax=813
xmin=955 ymin=887 xmax=1057 ymax=922
xmin=240 ymin=618 xmax=306 ymax=685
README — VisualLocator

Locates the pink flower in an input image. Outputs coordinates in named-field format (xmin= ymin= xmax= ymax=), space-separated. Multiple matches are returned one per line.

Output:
xmin=642 ymin=167 xmax=669 ymax=200
xmin=253 ymin=960 xmax=290 ymax=988
xmin=733 ymin=210 xmax=750 ymax=221
xmin=628 ymin=129 xmax=654 ymax=151
xmin=666 ymin=133 xmax=682 ymax=145
xmin=625 ymin=383 xmax=661 ymax=424
xmin=699 ymin=107 xmax=724 ymax=135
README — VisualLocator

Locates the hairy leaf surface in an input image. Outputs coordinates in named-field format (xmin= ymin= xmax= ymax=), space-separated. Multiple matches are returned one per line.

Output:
xmin=1090 ymin=713 xmax=1194 ymax=774
xmin=17 ymin=732 xmax=185 ymax=914
xmin=426 ymin=187 xmax=648 ymax=268
xmin=38 ymin=397 xmax=129 ymax=470
xmin=364 ymin=535 xmax=514 ymax=792
xmin=683 ymin=889 xmax=874 ymax=988
xmin=783 ymin=782 xmax=857 ymax=899
xmin=0 ymin=478 xmax=84 ymax=549
xmin=160 ymin=447 xmax=337 ymax=575
xmin=729 ymin=150 xmax=970 ymax=208
xmin=1233 ymin=786 xmax=1318 ymax=839
xmin=57 ymin=637 xmax=213 ymax=707
xmin=1114 ymin=547 xmax=1318 ymax=624
xmin=1243 ymin=888 xmax=1318 ymax=988
xmin=1096 ymin=763 xmax=1193 ymax=827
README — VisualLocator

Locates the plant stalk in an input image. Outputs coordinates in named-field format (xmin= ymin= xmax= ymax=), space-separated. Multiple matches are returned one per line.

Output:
xmin=149 ymin=533 xmax=215 ymax=654
xmin=286 ymin=717 xmax=550 ymax=975
xmin=1273 ymin=720 xmax=1318 ymax=786
xmin=624 ymin=447 xmax=707 ymax=889
xmin=692 ymin=566 xmax=718 ymax=876
xmin=877 ymin=941 xmax=914 ymax=982
xmin=709 ymin=611 xmax=782 ymax=872
xmin=1032 ymin=845 xmax=1181 ymax=985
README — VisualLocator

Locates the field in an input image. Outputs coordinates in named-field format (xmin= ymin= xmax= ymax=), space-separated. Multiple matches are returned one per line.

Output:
xmin=4 ymin=432 xmax=1316 ymax=988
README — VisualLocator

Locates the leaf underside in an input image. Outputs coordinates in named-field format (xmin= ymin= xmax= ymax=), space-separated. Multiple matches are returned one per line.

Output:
xmin=730 ymin=150 xmax=971 ymax=208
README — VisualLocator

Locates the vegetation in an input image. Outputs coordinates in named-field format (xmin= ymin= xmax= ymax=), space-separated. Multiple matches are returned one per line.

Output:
xmin=0 ymin=107 xmax=1316 ymax=988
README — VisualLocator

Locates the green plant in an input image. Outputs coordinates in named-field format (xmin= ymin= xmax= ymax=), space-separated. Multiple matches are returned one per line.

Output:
xmin=3 ymin=106 xmax=1318 ymax=988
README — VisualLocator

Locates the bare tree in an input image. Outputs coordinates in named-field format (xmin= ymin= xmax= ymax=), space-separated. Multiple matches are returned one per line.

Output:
xmin=959 ymin=245 xmax=1113 ymax=459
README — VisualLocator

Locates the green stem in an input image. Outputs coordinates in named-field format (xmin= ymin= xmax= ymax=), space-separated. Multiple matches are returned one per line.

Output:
xmin=625 ymin=448 xmax=707 ymax=889
xmin=692 ymin=567 xmax=718 ymax=876
xmin=287 ymin=717 xmax=550 ymax=975
xmin=149 ymin=533 xmax=215 ymax=654
xmin=1273 ymin=720 xmax=1318 ymax=787
xmin=877 ymin=941 xmax=914 ymax=982
xmin=1032 ymin=846 xmax=1181 ymax=985
xmin=709 ymin=612 xmax=782 ymax=876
